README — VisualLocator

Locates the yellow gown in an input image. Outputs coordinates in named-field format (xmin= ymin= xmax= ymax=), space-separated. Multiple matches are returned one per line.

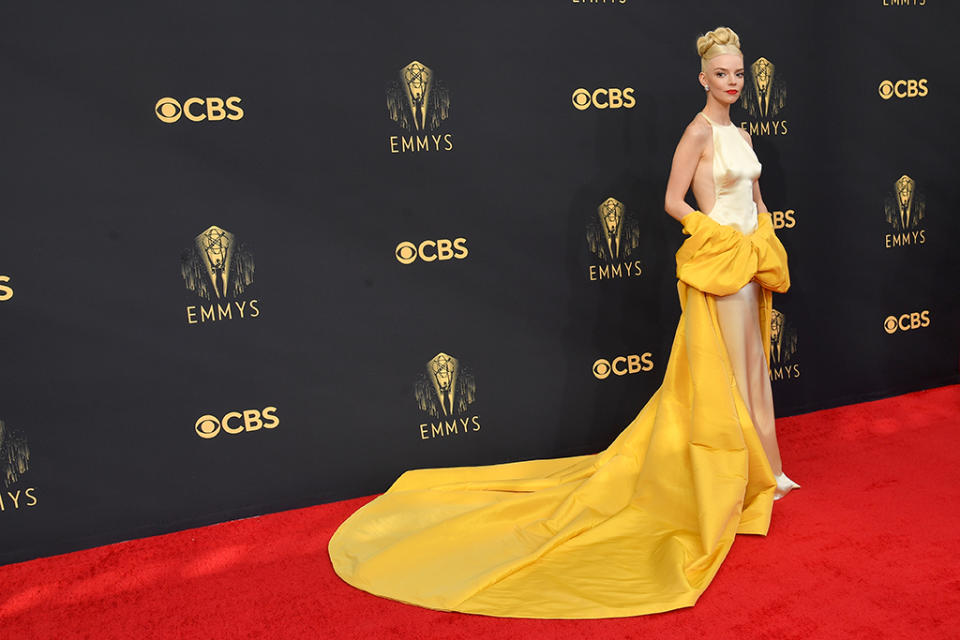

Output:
xmin=327 ymin=114 xmax=791 ymax=619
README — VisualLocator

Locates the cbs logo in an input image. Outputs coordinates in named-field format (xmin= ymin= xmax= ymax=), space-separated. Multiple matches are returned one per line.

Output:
xmin=195 ymin=406 xmax=279 ymax=439
xmin=155 ymin=96 xmax=244 ymax=123
xmin=771 ymin=210 xmax=796 ymax=229
xmin=878 ymin=79 xmax=928 ymax=100
xmin=883 ymin=310 xmax=930 ymax=334
xmin=592 ymin=353 xmax=654 ymax=379
xmin=395 ymin=238 xmax=468 ymax=265
xmin=572 ymin=88 xmax=636 ymax=111
xmin=0 ymin=275 xmax=12 ymax=301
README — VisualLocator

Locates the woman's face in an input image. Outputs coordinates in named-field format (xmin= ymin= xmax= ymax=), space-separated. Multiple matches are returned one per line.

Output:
xmin=700 ymin=54 xmax=744 ymax=103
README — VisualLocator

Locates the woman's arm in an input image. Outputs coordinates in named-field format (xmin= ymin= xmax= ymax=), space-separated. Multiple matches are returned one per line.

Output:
xmin=664 ymin=122 xmax=710 ymax=222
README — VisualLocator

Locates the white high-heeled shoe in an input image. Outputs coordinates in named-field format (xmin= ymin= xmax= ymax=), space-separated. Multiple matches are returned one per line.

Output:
xmin=774 ymin=472 xmax=801 ymax=501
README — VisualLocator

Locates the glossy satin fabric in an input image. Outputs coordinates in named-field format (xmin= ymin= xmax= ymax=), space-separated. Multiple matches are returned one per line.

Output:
xmin=698 ymin=111 xmax=762 ymax=235
xmin=695 ymin=112 xmax=779 ymax=472
xmin=328 ymin=210 xmax=790 ymax=619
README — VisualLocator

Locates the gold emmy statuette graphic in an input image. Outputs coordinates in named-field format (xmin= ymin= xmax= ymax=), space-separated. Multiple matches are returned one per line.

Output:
xmin=403 ymin=62 xmax=431 ymax=131
xmin=883 ymin=175 xmax=926 ymax=248
xmin=415 ymin=353 xmax=477 ymax=418
xmin=585 ymin=197 xmax=643 ymax=280
xmin=387 ymin=61 xmax=450 ymax=132
xmin=885 ymin=174 xmax=926 ymax=231
xmin=0 ymin=419 xmax=30 ymax=489
xmin=741 ymin=57 xmax=787 ymax=120
xmin=770 ymin=309 xmax=798 ymax=366
xmin=599 ymin=197 xmax=624 ymax=258
xmin=181 ymin=225 xmax=255 ymax=300
xmin=895 ymin=175 xmax=915 ymax=230
xmin=586 ymin=197 xmax=640 ymax=261
xmin=752 ymin=57 xmax=773 ymax=117
xmin=430 ymin=353 xmax=457 ymax=416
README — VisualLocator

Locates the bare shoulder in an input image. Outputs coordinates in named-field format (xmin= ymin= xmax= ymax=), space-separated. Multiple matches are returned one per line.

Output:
xmin=681 ymin=115 xmax=711 ymax=146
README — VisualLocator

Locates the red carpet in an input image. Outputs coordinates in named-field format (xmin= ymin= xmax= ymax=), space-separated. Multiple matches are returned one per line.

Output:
xmin=1 ymin=385 xmax=958 ymax=639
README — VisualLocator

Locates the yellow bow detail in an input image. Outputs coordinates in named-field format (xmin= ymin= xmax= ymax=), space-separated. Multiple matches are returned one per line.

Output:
xmin=675 ymin=211 xmax=790 ymax=296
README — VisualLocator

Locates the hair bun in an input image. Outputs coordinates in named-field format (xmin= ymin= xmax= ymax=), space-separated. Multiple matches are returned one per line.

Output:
xmin=696 ymin=26 xmax=742 ymax=59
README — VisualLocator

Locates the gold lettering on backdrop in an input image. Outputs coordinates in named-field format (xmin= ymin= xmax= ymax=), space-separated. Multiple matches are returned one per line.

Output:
xmin=184 ymin=301 xmax=261 ymax=324
xmin=883 ymin=310 xmax=931 ymax=334
xmin=884 ymin=230 xmax=926 ymax=248
xmin=771 ymin=210 xmax=796 ymax=230
xmin=878 ymin=79 xmax=928 ymax=100
xmin=419 ymin=416 xmax=482 ymax=440
xmin=395 ymin=238 xmax=468 ymax=264
xmin=881 ymin=0 xmax=927 ymax=7
xmin=571 ymin=88 xmax=636 ymax=110
xmin=588 ymin=261 xmax=643 ymax=281
xmin=769 ymin=365 xmax=801 ymax=381
xmin=194 ymin=407 xmax=280 ymax=439
xmin=155 ymin=97 xmax=243 ymax=123
xmin=592 ymin=354 xmax=655 ymax=379
xmin=389 ymin=133 xmax=455 ymax=153
xmin=0 ymin=488 xmax=38 ymax=512
xmin=0 ymin=275 xmax=13 ymax=301
xmin=741 ymin=120 xmax=788 ymax=136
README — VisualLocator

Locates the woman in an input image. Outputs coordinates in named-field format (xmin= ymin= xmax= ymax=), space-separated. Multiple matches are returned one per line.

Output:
xmin=664 ymin=26 xmax=800 ymax=497
xmin=328 ymin=26 xmax=798 ymax=619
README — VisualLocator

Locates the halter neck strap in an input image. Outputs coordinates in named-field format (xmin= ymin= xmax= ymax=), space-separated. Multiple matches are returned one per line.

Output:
xmin=698 ymin=112 xmax=733 ymax=127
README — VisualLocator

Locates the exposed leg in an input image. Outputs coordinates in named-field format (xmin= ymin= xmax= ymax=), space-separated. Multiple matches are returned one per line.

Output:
xmin=714 ymin=281 xmax=784 ymax=476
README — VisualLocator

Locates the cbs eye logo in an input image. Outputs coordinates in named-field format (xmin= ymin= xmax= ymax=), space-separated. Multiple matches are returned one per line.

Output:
xmin=883 ymin=310 xmax=930 ymax=334
xmin=572 ymin=88 xmax=636 ymax=111
xmin=395 ymin=238 xmax=468 ymax=264
xmin=592 ymin=354 xmax=654 ymax=379
xmin=155 ymin=96 xmax=244 ymax=123
xmin=878 ymin=79 xmax=928 ymax=100
xmin=195 ymin=406 xmax=279 ymax=439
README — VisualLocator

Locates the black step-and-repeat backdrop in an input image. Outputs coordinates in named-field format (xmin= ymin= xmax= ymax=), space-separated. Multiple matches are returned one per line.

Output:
xmin=2 ymin=2 xmax=958 ymax=565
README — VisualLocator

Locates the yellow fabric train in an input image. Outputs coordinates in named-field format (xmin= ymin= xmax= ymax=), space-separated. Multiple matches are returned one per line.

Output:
xmin=328 ymin=210 xmax=790 ymax=619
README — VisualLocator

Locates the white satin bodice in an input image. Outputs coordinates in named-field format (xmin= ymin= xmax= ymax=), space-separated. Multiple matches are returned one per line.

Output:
xmin=699 ymin=111 xmax=762 ymax=234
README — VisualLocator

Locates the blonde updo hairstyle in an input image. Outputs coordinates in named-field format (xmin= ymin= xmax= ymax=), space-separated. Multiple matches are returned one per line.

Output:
xmin=696 ymin=26 xmax=742 ymax=73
